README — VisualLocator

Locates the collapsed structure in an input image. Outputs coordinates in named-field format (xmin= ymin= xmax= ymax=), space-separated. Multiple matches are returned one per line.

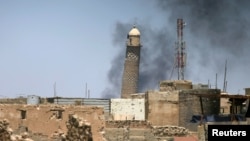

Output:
xmin=0 ymin=104 xmax=105 ymax=141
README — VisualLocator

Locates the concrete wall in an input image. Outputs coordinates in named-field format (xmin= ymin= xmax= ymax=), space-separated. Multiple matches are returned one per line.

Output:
xmin=145 ymin=90 xmax=179 ymax=126
xmin=245 ymin=88 xmax=250 ymax=95
xmin=179 ymin=89 xmax=221 ymax=131
xmin=220 ymin=97 xmax=230 ymax=114
xmin=0 ymin=104 xmax=105 ymax=141
xmin=110 ymin=99 xmax=145 ymax=120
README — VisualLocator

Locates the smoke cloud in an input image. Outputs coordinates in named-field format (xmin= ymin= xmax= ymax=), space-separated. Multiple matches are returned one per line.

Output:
xmin=157 ymin=0 xmax=250 ymax=92
xmin=101 ymin=22 xmax=130 ymax=98
xmin=102 ymin=0 xmax=250 ymax=98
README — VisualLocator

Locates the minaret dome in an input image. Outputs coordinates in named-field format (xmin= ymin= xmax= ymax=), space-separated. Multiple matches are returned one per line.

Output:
xmin=127 ymin=26 xmax=141 ymax=47
xmin=128 ymin=26 xmax=140 ymax=36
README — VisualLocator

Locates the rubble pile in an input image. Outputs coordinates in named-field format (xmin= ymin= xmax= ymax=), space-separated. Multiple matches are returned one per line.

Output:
xmin=0 ymin=119 xmax=33 ymax=141
xmin=63 ymin=114 xmax=93 ymax=141
xmin=11 ymin=132 xmax=34 ymax=141
xmin=159 ymin=80 xmax=192 ymax=91
xmin=152 ymin=125 xmax=189 ymax=137
xmin=0 ymin=119 xmax=12 ymax=141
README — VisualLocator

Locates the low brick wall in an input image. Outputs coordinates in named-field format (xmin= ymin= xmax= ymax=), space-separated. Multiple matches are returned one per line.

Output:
xmin=152 ymin=125 xmax=189 ymax=137
xmin=105 ymin=120 xmax=151 ymax=128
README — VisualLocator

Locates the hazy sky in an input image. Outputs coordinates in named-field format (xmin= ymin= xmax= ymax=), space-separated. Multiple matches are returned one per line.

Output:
xmin=0 ymin=0 xmax=161 ymax=98
xmin=1 ymin=0 xmax=249 ymax=98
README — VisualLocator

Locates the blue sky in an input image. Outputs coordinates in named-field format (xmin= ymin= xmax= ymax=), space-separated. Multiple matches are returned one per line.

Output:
xmin=0 ymin=0 xmax=162 ymax=98
xmin=1 ymin=0 xmax=250 ymax=98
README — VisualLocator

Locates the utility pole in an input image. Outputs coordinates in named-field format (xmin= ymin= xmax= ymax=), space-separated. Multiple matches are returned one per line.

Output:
xmin=54 ymin=82 xmax=58 ymax=104
xmin=85 ymin=83 xmax=88 ymax=98
xmin=54 ymin=82 xmax=57 ymax=97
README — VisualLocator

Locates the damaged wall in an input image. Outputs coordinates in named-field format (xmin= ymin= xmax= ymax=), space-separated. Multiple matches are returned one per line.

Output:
xmin=159 ymin=80 xmax=192 ymax=91
xmin=0 ymin=104 xmax=105 ymax=141
xmin=110 ymin=99 xmax=145 ymax=120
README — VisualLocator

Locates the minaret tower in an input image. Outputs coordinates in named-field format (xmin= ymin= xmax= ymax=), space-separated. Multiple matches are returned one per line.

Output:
xmin=121 ymin=26 xmax=142 ymax=98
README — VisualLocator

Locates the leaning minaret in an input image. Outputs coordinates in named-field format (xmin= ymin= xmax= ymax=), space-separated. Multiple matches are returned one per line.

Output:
xmin=121 ymin=26 xmax=142 ymax=98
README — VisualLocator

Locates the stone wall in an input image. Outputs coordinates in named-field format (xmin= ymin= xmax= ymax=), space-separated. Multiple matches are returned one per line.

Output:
xmin=104 ymin=121 xmax=192 ymax=141
xmin=159 ymin=80 xmax=192 ymax=91
xmin=0 ymin=104 xmax=105 ymax=141
xmin=145 ymin=90 xmax=179 ymax=126
xmin=105 ymin=120 xmax=151 ymax=128
xmin=151 ymin=125 xmax=189 ymax=137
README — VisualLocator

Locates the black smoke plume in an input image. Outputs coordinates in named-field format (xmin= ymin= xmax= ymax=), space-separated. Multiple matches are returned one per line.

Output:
xmin=157 ymin=0 xmax=250 ymax=93
xmin=102 ymin=0 xmax=250 ymax=98
xmin=101 ymin=22 xmax=130 ymax=98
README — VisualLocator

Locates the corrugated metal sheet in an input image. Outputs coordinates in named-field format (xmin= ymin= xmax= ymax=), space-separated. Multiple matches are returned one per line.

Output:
xmin=54 ymin=98 xmax=82 ymax=104
xmin=53 ymin=98 xmax=110 ymax=113
xmin=83 ymin=99 xmax=110 ymax=113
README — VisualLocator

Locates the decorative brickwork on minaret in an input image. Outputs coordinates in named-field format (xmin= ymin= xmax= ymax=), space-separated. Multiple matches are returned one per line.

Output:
xmin=121 ymin=26 xmax=141 ymax=98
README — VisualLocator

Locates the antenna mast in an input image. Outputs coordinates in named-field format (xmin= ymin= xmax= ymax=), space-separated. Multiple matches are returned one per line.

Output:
xmin=175 ymin=18 xmax=186 ymax=80
xmin=85 ymin=83 xmax=88 ymax=98
xmin=223 ymin=60 xmax=227 ymax=92
xmin=215 ymin=73 xmax=218 ymax=89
